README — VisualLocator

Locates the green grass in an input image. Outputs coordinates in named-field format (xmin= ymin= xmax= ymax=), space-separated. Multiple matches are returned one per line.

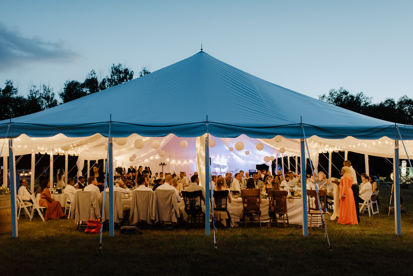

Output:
xmin=1 ymin=185 xmax=413 ymax=275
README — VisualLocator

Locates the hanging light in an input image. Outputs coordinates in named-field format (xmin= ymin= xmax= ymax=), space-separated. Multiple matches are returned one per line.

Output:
xmin=256 ymin=143 xmax=264 ymax=151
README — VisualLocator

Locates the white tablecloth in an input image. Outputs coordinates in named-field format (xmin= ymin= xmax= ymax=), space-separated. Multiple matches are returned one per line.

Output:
xmin=228 ymin=198 xmax=270 ymax=226
xmin=51 ymin=193 xmax=67 ymax=207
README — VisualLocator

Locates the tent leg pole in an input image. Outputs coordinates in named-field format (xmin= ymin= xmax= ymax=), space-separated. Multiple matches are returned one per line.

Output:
xmin=365 ymin=154 xmax=369 ymax=175
xmin=205 ymin=134 xmax=210 ymax=236
xmin=49 ymin=153 xmax=53 ymax=188
xmin=65 ymin=153 xmax=68 ymax=185
xmin=2 ymin=155 xmax=7 ymax=188
xmin=295 ymin=156 xmax=298 ymax=174
xmin=394 ymin=140 xmax=401 ymax=236
xmin=344 ymin=150 xmax=348 ymax=160
xmin=9 ymin=139 xmax=18 ymax=238
xmin=109 ymin=137 xmax=114 ymax=237
xmin=281 ymin=155 xmax=285 ymax=176
xmin=31 ymin=153 xmax=35 ymax=193
xmin=288 ymin=156 xmax=290 ymax=170
xmin=87 ymin=160 xmax=90 ymax=179
xmin=328 ymin=152 xmax=332 ymax=179
xmin=300 ymin=139 xmax=308 ymax=237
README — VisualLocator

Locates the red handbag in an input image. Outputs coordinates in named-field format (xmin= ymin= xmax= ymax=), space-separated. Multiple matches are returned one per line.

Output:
xmin=84 ymin=219 xmax=102 ymax=234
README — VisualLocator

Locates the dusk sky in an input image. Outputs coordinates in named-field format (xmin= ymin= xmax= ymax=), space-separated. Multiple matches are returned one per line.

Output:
xmin=1 ymin=0 xmax=412 ymax=102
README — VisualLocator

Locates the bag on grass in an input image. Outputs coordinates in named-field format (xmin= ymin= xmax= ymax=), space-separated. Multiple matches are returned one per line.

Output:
xmin=84 ymin=219 xmax=102 ymax=234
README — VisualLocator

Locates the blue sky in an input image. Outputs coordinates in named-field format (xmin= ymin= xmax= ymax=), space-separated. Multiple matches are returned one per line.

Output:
xmin=0 ymin=0 xmax=412 ymax=102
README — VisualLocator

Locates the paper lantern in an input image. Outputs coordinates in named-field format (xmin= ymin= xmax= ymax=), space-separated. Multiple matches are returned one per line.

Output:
xmin=61 ymin=145 xmax=71 ymax=151
xmin=151 ymin=140 xmax=161 ymax=149
xmin=180 ymin=140 xmax=188 ymax=148
xmin=264 ymin=156 xmax=271 ymax=163
xmin=256 ymin=143 xmax=264 ymax=151
xmin=129 ymin=154 xmax=136 ymax=162
xmin=115 ymin=138 xmax=128 ymax=146
xmin=269 ymin=156 xmax=275 ymax=161
xmin=209 ymin=138 xmax=216 ymax=147
xmin=245 ymin=150 xmax=250 ymax=155
xmin=134 ymin=139 xmax=144 ymax=149
xmin=158 ymin=150 xmax=166 ymax=157
xmin=229 ymin=147 xmax=234 ymax=151
xmin=279 ymin=147 xmax=286 ymax=154
xmin=235 ymin=142 xmax=244 ymax=151
xmin=274 ymin=136 xmax=282 ymax=143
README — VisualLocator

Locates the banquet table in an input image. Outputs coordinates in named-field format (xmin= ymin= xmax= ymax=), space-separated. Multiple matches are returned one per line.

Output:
xmin=51 ymin=193 xmax=67 ymax=207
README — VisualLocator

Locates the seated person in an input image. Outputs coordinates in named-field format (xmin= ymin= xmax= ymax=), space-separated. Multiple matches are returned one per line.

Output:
xmin=75 ymin=176 xmax=86 ymax=189
xmin=280 ymin=175 xmax=291 ymax=191
xmin=214 ymin=177 xmax=231 ymax=203
xmin=39 ymin=177 xmax=65 ymax=220
xmin=84 ymin=176 xmax=101 ymax=198
xmin=18 ymin=178 xmax=32 ymax=202
xmin=135 ymin=176 xmax=152 ymax=191
xmin=317 ymin=172 xmax=329 ymax=190
xmin=152 ymin=179 xmax=163 ymax=191
xmin=184 ymin=174 xmax=205 ymax=201
xmin=369 ymin=176 xmax=378 ymax=193
xmin=252 ymin=173 xmax=264 ymax=190
xmin=246 ymin=178 xmax=256 ymax=189
xmin=157 ymin=174 xmax=182 ymax=202
xmin=63 ymin=178 xmax=77 ymax=203
xmin=230 ymin=173 xmax=242 ymax=193
xmin=358 ymin=173 xmax=372 ymax=203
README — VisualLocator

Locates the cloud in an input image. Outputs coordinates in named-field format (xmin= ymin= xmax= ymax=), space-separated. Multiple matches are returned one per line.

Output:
xmin=0 ymin=22 xmax=77 ymax=71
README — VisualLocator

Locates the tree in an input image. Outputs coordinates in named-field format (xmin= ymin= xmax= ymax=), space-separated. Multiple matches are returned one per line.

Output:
xmin=82 ymin=70 xmax=100 ymax=94
xmin=100 ymin=63 xmax=134 ymax=90
xmin=139 ymin=67 xmax=151 ymax=77
xmin=0 ymin=80 xmax=23 ymax=120
xmin=60 ymin=80 xmax=87 ymax=103
xmin=319 ymin=88 xmax=371 ymax=114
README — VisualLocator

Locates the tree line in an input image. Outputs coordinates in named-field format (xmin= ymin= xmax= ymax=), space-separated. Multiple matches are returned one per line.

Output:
xmin=0 ymin=64 xmax=150 ymax=120
xmin=319 ymin=88 xmax=413 ymax=125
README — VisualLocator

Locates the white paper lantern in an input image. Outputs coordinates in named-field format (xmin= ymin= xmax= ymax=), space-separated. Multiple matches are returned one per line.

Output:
xmin=115 ymin=138 xmax=128 ymax=146
xmin=245 ymin=150 xmax=250 ymax=155
xmin=279 ymin=147 xmax=286 ymax=154
xmin=134 ymin=139 xmax=145 ymax=149
xmin=235 ymin=142 xmax=244 ymax=151
xmin=256 ymin=143 xmax=264 ymax=151
xmin=151 ymin=140 xmax=161 ymax=149
xmin=270 ymin=156 xmax=275 ymax=161
xmin=180 ymin=140 xmax=188 ymax=148
xmin=158 ymin=150 xmax=166 ymax=157
xmin=129 ymin=154 xmax=136 ymax=162
xmin=229 ymin=147 xmax=234 ymax=151
xmin=61 ymin=145 xmax=71 ymax=151
xmin=209 ymin=138 xmax=216 ymax=148
xmin=264 ymin=156 xmax=271 ymax=163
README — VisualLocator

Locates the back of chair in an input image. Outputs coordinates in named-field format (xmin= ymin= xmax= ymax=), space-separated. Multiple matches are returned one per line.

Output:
xmin=182 ymin=190 xmax=203 ymax=214
xmin=371 ymin=190 xmax=379 ymax=201
xmin=213 ymin=190 xmax=229 ymax=211
xmin=130 ymin=190 xmax=156 ymax=224
xmin=307 ymin=190 xmax=327 ymax=212
xmin=155 ymin=189 xmax=179 ymax=223
xmin=273 ymin=190 xmax=288 ymax=215
xmin=241 ymin=189 xmax=260 ymax=212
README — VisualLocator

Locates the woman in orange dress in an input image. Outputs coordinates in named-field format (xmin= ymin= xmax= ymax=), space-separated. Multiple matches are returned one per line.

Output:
xmin=39 ymin=178 xmax=65 ymax=220
xmin=337 ymin=167 xmax=358 ymax=225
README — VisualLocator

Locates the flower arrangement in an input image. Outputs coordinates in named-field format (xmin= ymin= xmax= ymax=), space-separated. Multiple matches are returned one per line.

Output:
xmin=0 ymin=186 xmax=10 ymax=195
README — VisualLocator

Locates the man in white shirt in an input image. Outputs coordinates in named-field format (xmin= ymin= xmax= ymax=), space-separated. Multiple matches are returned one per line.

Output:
xmin=18 ymin=178 xmax=32 ymax=202
xmin=157 ymin=174 xmax=181 ymax=202
xmin=231 ymin=173 xmax=242 ymax=193
xmin=63 ymin=178 xmax=77 ymax=203
xmin=184 ymin=174 xmax=205 ymax=201
xmin=84 ymin=176 xmax=100 ymax=198
xmin=358 ymin=173 xmax=373 ymax=203
xmin=179 ymin=171 xmax=189 ymax=189
xmin=252 ymin=173 xmax=264 ymax=190
xmin=135 ymin=176 xmax=152 ymax=191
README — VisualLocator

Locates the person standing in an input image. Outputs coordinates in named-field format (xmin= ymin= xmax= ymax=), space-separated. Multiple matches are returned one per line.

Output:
xmin=343 ymin=160 xmax=360 ymax=222
xmin=337 ymin=167 xmax=358 ymax=225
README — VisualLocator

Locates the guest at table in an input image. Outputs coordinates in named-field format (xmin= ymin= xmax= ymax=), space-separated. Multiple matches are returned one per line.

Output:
xmin=84 ymin=176 xmax=101 ymax=198
xmin=158 ymin=174 xmax=181 ymax=202
xmin=343 ymin=160 xmax=359 ymax=222
xmin=273 ymin=171 xmax=283 ymax=187
xmin=225 ymin=172 xmax=233 ymax=189
xmin=56 ymin=169 xmax=66 ymax=189
xmin=358 ymin=173 xmax=372 ymax=203
xmin=39 ymin=178 xmax=65 ymax=220
xmin=179 ymin=171 xmax=189 ymax=189
xmin=337 ymin=167 xmax=358 ymax=225
xmin=252 ymin=173 xmax=264 ymax=190
xmin=137 ymin=166 xmax=144 ymax=179
xmin=75 ymin=176 xmax=86 ymax=189
xmin=231 ymin=173 xmax=242 ymax=193
xmin=246 ymin=178 xmax=256 ymax=189
xmin=369 ymin=176 xmax=378 ymax=193
xmin=18 ymin=178 xmax=32 ymax=202
xmin=135 ymin=176 xmax=152 ymax=191
xmin=215 ymin=177 xmax=231 ymax=203
xmin=92 ymin=166 xmax=105 ymax=192
xmin=317 ymin=172 xmax=329 ymax=191
xmin=63 ymin=178 xmax=77 ymax=203
xmin=184 ymin=174 xmax=205 ymax=201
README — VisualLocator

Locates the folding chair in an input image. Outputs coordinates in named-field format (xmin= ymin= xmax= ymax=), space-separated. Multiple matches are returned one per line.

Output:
xmin=370 ymin=190 xmax=380 ymax=215
xmin=17 ymin=195 xmax=33 ymax=221
xmin=30 ymin=193 xmax=46 ymax=222
xmin=359 ymin=193 xmax=373 ymax=217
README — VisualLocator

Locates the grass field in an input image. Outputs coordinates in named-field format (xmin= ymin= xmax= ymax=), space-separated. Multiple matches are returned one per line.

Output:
xmin=1 ymin=185 xmax=413 ymax=275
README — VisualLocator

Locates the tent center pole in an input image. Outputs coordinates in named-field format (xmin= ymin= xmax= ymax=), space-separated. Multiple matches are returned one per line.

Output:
xmin=205 ymin=134 xmax=210 ymax=236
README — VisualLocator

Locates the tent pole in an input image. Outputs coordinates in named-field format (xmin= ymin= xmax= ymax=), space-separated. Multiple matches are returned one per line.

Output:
xmin=300 ymin=139 xmax=308 ymax=236
xmin=295 ymin=156 xmax=298 ymax=174
xmin=281 ymin=155 xmax=285 ymax=176
xmin=205 ymin=134 xmax=210 ymax=236
xmin=394 ymin=140 xmax=401 ymax=235
xmin=275 ymin=157 xmax=278 ymax=174
xmin=9 ymin=139 xmax=18 ymax=238
xmin=49 ymin=153 xmax=53 ymax=188
xmin=108 ymin=135 xmax=114 ymax=237
xmin=87 ymin=160 xmax=90 ymax=179
xmin=328 ymin=151 xmax=332 ymax=179
xmin=344 ymin=150 xmax=348 ymax=160
xmin=288 ymin=156 xmax=291 ymax=170
xmin=3 ymin=154 xmax=8 ymax=188
xmin=65 ymin=153 xmax=68 ymax=185
xmin=30 ymin=153 xmax=35 ymax=193
xmin=364 ymin=154 xmax=369 ymax=175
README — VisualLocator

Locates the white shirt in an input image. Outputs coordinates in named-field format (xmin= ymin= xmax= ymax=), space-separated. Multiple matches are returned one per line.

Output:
xmin=184 ymin=182 xmax=205 ymax=201
xmin=349 ymin=166 xmax=358 ymax=185
xmin=63 ymin=185 xmax=77 ymax=203
xmin=359 ymin=181 xmax=372 ymax=202
xmin=280 ymin=180 xmax=290 ymax=190
xmin=157 ymin=182 xmax=181 ymax=202
xmin=18 ymin=186 xmax=31 ymax=201
xmin=135 ymin=185 xmax=152 ymax=191
xmin=84 ymin=184 xmax=100 ymax=198
xmin=231 ymin=178 xmax=241 ymax=192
